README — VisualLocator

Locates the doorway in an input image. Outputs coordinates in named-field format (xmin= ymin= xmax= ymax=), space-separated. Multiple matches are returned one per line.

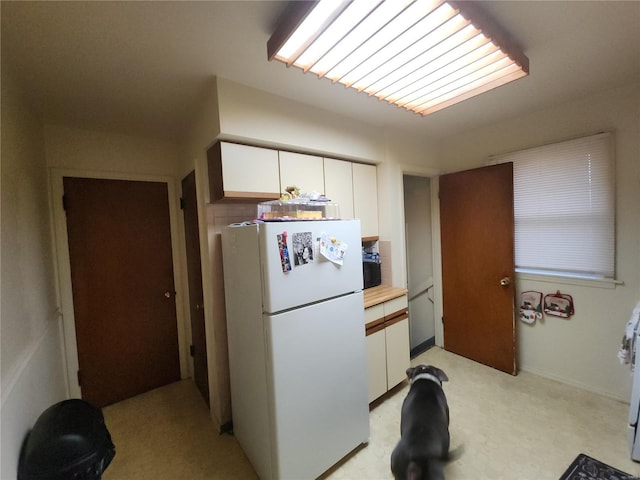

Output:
xmin=181 ymin=171 xmax=209 ymax=406
xmin=403 ymin=175 xmax=435 ymax=357
xmin=52 ymin=171 xmax=187 ymax=406
xmin=63 ymin=177 xmax=181 ymax=407
xmin=439 ymin=163 xmax=516 ymax=375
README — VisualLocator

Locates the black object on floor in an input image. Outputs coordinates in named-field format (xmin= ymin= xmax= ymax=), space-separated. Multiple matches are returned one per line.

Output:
xmin=559 ymin=453 xmax=638 ymax=480
xmin=18 ymin=399 xmax=115 ymax=480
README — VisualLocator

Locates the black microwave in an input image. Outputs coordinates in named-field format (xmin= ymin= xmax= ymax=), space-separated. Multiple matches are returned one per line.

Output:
xmin=363 ymin=259 xmax=381 ymax=289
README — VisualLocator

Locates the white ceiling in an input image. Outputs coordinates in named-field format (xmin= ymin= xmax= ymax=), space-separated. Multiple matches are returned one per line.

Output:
xmin=2 ymin=1 xmax=639 ymax=142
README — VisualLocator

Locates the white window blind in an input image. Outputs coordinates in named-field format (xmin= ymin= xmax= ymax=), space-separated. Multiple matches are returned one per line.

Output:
xmin=492 ymin=132 xmax=615 ymax=278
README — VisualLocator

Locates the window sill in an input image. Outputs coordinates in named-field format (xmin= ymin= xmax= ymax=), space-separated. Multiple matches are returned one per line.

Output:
xmin=515 ymin=269 xmax=623 ymax=289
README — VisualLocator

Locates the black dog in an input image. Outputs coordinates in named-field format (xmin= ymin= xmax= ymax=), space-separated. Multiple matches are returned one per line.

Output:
xmin=390 ymin=365 xmax=452 ymax=480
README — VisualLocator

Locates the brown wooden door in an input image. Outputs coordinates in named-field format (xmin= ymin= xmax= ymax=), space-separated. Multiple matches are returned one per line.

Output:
xmin=439 ymin=163 xmax=517 ymax=375
xmin=64 ymin=177 xmax=181 ymax=407
xmin=181 ymin=171 xmax=209 ymax=406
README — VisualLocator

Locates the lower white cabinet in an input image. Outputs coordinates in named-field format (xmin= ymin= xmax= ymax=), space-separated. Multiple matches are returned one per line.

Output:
xmin=365 ymin=329 xmax=388 ymax=403
xmin=385 ymin=318 xmax=411 ymax=388
xmin=365 ymin=295 xmax=410 ymax=403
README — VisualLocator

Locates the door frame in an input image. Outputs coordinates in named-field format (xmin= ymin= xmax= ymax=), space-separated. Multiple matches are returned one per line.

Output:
xmin=398 ymin=164 xmax=444 ymax=349
xmin=402 ymin=174 xmax=435 ymax=353
xmin=181 ymin=170 xmax=209 ymax=405
xmin=50 ymin=168 xmax=190 ymax=399
xmin=431 ymin=177 xmax=444 ymax=348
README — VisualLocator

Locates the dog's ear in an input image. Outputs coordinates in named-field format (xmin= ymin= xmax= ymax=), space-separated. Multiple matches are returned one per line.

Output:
xmin=405 ymin=366 xmax=416 ymax=379
xmin=430 ymin=366 xmax=449 ymax=383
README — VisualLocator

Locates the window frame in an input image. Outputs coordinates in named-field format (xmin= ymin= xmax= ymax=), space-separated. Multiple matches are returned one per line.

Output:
xmin=490 ymin=132 xmax=617 ymax=287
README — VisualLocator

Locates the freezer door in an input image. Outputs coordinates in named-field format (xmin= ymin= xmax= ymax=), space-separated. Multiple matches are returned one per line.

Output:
xmin=264 ymin=292 xmax=369 ymax=479
xmin=260 ymin=220 xmax=364 ymax=313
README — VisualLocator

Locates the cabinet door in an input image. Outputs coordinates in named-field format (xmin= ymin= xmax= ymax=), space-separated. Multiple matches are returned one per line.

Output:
xmin=208 ymin=142 xmax=280 ymax=201
xmin=364 ymin=304 xmax=384 ymax=327
xmin=279 ymin=151 xmax=325 ymax=196
xmin=365 ymin=329 xmax=387 ymax=403
xmin=385 ymin=318 xmax=410 ymax=390
xmin=384 ymin=295 xmax=408 ymax=319
xmin=352 ymin=163 xmax=379 ymax=238
xmin=323 ymin=158 xmax=354 ymax=219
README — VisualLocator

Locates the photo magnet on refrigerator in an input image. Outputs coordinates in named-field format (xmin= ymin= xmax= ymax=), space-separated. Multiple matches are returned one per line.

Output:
xmin=277 ymin=232 xmax=292 ymax=273
xmin=292 ymin=231 xmax=314 ymax=267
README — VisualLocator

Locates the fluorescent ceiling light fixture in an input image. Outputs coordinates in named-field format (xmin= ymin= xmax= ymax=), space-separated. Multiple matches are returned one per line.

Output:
xmin=267 ymin=0 xmax=529 ymax=116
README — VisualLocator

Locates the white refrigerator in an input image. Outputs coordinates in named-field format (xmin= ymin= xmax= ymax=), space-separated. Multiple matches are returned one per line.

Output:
xmin=221 ymin=219 xmax=370 ymax=480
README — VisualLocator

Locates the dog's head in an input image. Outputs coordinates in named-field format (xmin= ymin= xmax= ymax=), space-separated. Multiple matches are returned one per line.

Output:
xmin=406 ymin=365 xmax=449 ymax=385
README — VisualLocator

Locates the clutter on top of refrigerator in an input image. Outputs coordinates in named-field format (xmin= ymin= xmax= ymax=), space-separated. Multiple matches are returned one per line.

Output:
xmin=257 ymin=198 xmax=340 ymax=221
xmin=257 ymin=185 xmax=340 ymax=221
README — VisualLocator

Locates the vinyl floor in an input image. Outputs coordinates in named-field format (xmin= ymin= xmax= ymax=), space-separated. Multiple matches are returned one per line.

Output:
xmin=102 ymin=347 xmax=640 ymax=479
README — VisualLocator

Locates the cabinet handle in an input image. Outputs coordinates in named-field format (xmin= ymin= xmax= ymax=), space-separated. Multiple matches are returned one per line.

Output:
xmin=385 ymin=312 xmax=409 ymax=328
xmin=365 ymin=323 xmax=386 ymax=336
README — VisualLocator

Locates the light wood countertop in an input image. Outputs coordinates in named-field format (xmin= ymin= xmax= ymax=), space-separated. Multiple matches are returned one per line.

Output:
xmin=363 ymin=285 xmax=408 ymax=308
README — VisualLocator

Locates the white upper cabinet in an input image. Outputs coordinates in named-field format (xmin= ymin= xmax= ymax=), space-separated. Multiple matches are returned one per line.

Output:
xmin=208 ymin=141 xmax=280 ymax=202
xmin=323 ymin=158 xmax=354 ymax=220
xmin=352 ymin=163 xmax=379 ymax=238
xmin=208 ymin=142 xmax=379 ymax=238
xmin=278 ymin=151 xmax=325 ymax=196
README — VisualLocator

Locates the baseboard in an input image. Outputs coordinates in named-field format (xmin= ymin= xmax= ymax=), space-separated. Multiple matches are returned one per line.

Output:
xmin=519 ymin=365 xmax=629 ymax=404
xmin=219 ymin=420 xmax=233 ymax=435
xmin=410 ymin=337 xmax=435 ymax=358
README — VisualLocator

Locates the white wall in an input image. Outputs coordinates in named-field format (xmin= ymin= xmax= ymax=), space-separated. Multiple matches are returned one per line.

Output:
xmin=216 ymin=77 xmax=385 ymax=162
xmin=181 ymin=76 xmax=221 ymax=183
xmin=45 ymin=124 xmax=181 ymax=175
xmin=436 ymin=82 xmax=640 ymax=401
xmin=1 ymin=68 xmax=68 ymax=479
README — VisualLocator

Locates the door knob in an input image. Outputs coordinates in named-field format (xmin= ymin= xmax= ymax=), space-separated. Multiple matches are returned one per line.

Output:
xmin=500 ymin=277 xmax=511 ymax=286
xmin=164 ymin=291 xmax=172 ymax=299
